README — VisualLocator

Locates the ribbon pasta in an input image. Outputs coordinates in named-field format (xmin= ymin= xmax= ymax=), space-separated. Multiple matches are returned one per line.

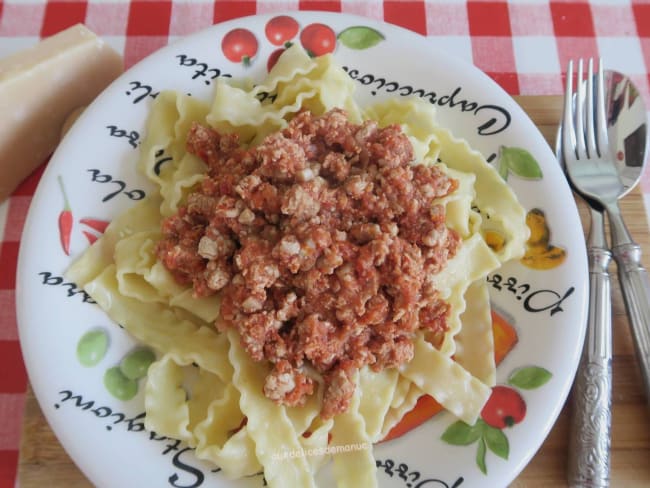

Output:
xmin=66 ymin=44 xmax=528 ymax=487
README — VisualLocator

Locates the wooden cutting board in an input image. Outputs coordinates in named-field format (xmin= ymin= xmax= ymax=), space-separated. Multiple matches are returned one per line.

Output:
xmin=17 ymin=95 xmax=650 ymax=487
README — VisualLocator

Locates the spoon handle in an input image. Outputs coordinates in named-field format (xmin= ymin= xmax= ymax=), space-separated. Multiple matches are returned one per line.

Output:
xmin=568 ymin=207 xmax=612 ymax=488
xmin=608 ymin=209 xmax=650 ymax=406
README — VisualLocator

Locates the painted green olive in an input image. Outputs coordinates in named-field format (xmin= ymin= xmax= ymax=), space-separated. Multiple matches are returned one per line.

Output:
xmin=103 ymin=367 xmax=138 ymax=401
xmin=119 ymin=348 xmax=156 ymax=380
xmin=76 ymin=329 xmax=108 ymax=367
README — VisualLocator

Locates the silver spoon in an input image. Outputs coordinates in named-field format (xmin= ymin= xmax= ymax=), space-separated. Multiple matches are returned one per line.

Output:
xmin=598 ymin=69 xmax=650 ymax=405
xmin=557 ymin=67 xmax=649 ymax=487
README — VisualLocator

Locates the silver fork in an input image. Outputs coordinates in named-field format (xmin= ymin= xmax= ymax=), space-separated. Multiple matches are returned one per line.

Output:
xmin=561 ymin=58 xmax=612 ymax=488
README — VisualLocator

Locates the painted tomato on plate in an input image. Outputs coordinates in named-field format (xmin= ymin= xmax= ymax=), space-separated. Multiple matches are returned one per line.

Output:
xmin=300 ymin=23 xmax=337 ymax=56
xmin=265 ymin=15 xmax=300 ymax=46
xmin=222 ymin=28 xmax=258 ymax=65
xmin=481 ymin=385 xmax=527 ymax=429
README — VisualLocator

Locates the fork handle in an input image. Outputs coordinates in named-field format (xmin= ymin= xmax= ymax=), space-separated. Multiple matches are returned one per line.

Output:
xmin=568 ymin=241 xmax=612 ymax=488
xmin=611 ymin=240 xmax=650 ymax=406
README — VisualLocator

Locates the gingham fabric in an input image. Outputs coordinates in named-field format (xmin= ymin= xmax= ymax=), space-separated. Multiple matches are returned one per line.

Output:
xmin=1 ymin=1 xmax=649 ymax=486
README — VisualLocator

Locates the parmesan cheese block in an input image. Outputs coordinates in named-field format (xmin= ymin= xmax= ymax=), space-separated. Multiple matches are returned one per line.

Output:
xmin=0 ymin=24 xmax=124 ymax=202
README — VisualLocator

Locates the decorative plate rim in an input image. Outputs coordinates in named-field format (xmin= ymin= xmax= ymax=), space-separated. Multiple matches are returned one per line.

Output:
xmin=16 ymin=11 xmax=588 ymax=488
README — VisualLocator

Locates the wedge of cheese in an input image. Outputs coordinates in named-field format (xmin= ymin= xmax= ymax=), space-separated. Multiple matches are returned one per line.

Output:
xmin=0 ymin=24 xmax=124 ymax=202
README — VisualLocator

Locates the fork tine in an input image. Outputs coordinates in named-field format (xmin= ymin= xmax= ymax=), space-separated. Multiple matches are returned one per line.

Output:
xmin=585 ymin=58 xmax=596 ymax=158
xmin=562 ymin=60 xmax=577 ymax=161
xmin=595 ymin=58 xmax=609 ymax=157
xmin=575 ymin=59 xmax=587 ymax=160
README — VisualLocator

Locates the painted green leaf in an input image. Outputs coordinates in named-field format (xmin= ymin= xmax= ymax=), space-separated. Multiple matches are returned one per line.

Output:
xmin=497 ymin=158 xmax=510 ymax=180
xmin=508 ymin=366 xmax=553 ymax=390
xmin=441 ymin=420 xmax=483 ymax=445
xmin=476 ymin=437 xmax=487 ymax=474
xmin=337 ymin=26 xmax=385 ymax=50
xmin=484 ymin=425 xmax=509 ymax=460
xmin=500 ymin=146 xmax=543 ymax=180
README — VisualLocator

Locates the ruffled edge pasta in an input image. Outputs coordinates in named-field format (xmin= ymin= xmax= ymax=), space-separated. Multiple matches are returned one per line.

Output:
xmin=65 ymin=43 xmax=529 ymax=488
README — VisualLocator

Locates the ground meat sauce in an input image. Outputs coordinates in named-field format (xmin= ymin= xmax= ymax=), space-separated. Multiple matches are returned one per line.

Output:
xmin=157 ymin=108 xmax=462 ymax=419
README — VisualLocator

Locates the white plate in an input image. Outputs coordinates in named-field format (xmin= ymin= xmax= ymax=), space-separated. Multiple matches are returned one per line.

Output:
xmin=17 ymin=12 xmax=588 ymax=488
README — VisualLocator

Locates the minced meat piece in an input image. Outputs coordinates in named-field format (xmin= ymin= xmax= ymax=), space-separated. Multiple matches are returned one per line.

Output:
xmin=157 ymin=108 xmax=461 ymax=419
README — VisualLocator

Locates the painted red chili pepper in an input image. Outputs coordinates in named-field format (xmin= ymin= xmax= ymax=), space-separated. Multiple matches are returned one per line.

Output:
xmin=82 ymin=230 xmax=99 ymax=245
xmin=80 ymin=217 xmax=110 ymax=234
xmin=57 ymin=175 xmax=73 ymax=255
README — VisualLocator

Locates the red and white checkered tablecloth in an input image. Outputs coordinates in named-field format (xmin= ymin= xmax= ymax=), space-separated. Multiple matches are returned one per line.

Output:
xmin=1 ymin=1 xmax=649 ymax=486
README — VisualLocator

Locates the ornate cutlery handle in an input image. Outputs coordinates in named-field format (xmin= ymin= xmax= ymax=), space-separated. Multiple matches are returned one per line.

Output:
xmin=609 ymin=209 xmax=650 ymax=406
xmin=568 ymin=234 xmax=612 ymax=488
xmin=611 ymin=241 xmax=650 ymax=406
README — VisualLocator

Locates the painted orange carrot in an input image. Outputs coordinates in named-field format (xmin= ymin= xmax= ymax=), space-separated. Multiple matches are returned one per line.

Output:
xmin=491 ymin=309 xmax=519 ymax=362
xmin=382 ymin=310 xmax=519 ymax=442
xmin=57 ymin=175 xmax=73 ymax=255
xmin=382 ymin=394 xmax=444 ymax=442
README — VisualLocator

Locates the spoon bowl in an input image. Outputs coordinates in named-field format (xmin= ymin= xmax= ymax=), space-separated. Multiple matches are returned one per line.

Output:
xmin=605 ymin=70 xmax=649 ymax=196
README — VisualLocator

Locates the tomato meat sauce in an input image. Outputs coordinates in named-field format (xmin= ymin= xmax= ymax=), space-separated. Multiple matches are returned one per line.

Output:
xmin=157 ymin=108 xmax=461 ymax=419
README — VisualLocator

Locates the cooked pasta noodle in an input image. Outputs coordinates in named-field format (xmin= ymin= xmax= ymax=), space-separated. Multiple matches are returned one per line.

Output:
xmin=66 ymin=44 xmax=528 ymax=487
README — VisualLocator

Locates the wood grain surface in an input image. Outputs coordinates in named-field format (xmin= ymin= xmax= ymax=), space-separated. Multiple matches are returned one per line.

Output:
xmin=17 ymin=95 xmax=650 ymax=487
